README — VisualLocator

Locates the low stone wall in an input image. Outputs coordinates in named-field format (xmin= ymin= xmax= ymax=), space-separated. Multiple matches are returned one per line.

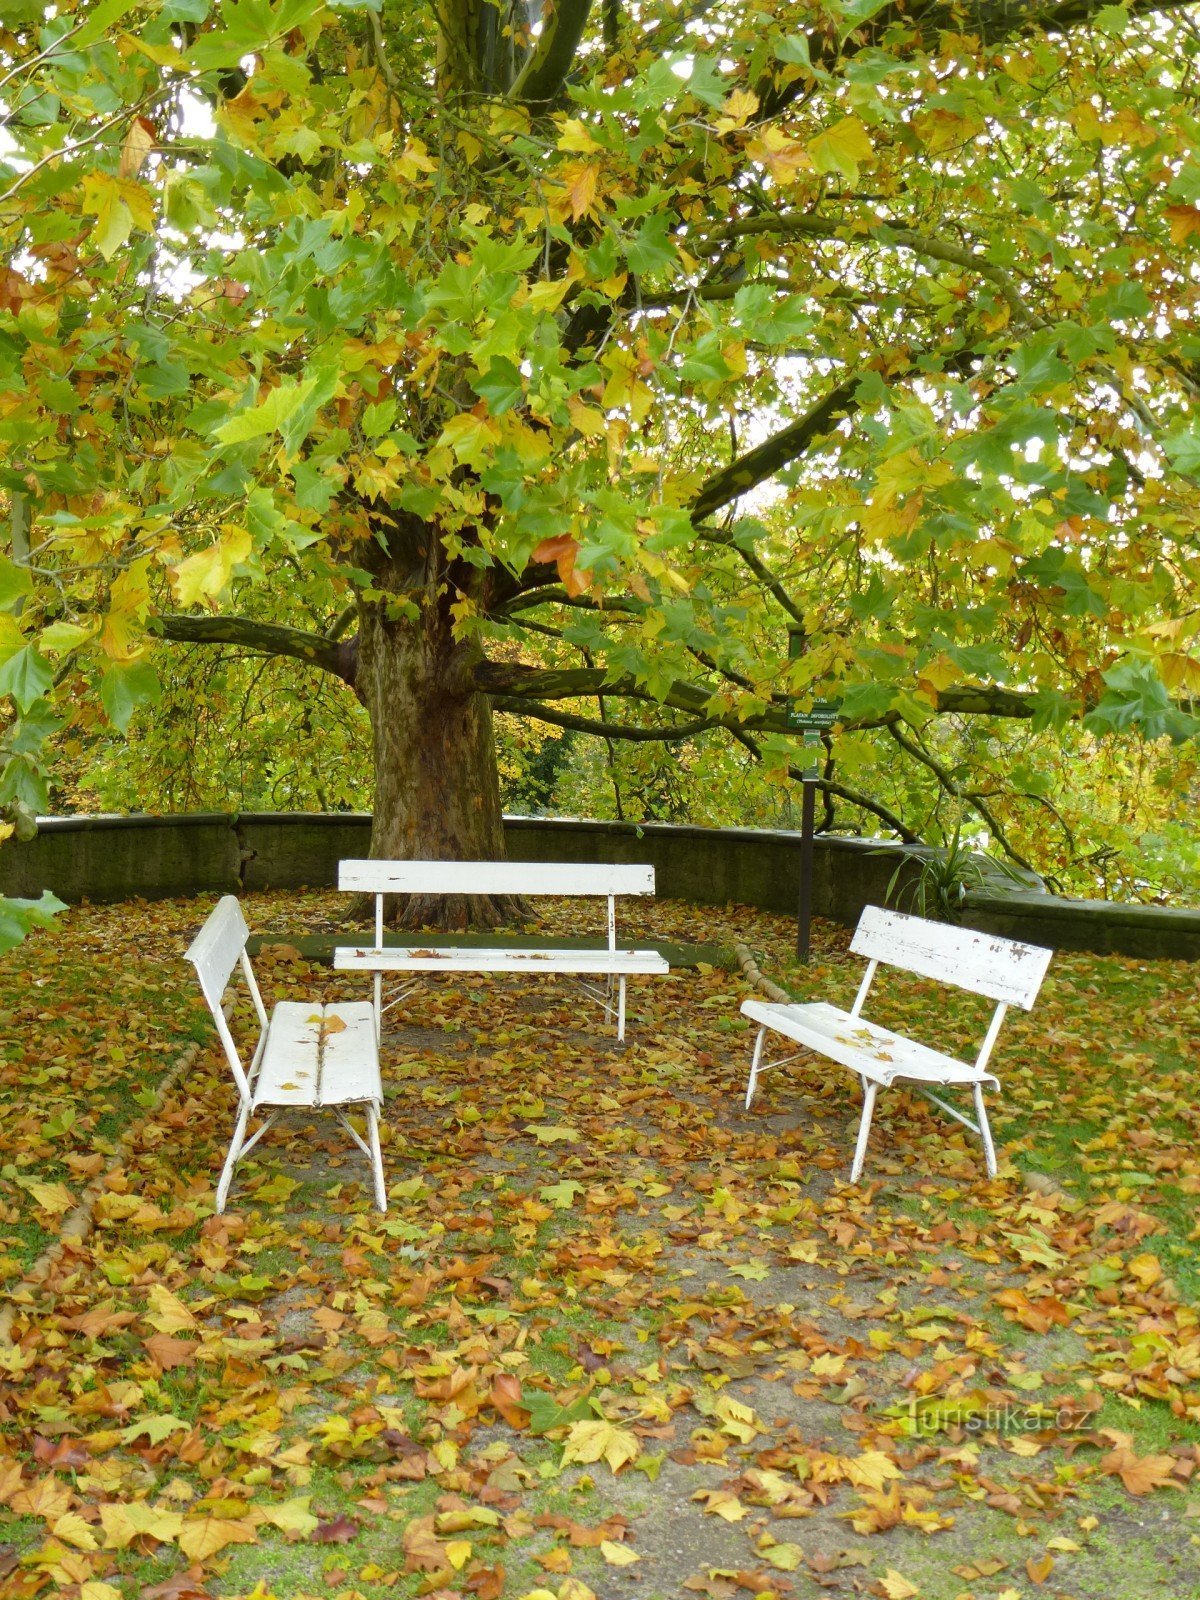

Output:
xmin=3 ymin=811 xmax=1197 ymax=960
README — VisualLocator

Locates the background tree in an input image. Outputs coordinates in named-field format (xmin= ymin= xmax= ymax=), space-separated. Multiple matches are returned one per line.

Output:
xmin=1 ymin=0 xmax=1198 ymax=925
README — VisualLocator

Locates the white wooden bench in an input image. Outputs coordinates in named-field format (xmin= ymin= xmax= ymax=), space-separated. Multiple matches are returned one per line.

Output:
xmin=741 ymin=906 xmax=1053 ymax=1182
xmin=186 ymin=896 xmax=387 ymax=1213
xmin=333 ymin=860 xmax=668 ymax=1042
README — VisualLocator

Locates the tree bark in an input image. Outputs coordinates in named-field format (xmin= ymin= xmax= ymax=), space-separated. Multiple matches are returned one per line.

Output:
xmin=354 ymin=580 xmax=522 ymax=929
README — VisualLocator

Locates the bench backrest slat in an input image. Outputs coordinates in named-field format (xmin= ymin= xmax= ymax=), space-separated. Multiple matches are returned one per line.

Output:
xmin=185 ymin=894 xmax=250 ymax=1009
xmin=338 ymin=860 xmax=656 ymax=897
xmin=850 ymin=906 xmax=1052 ymax=1011
xmin=184 ymin=895 xmax=270 ymax=1102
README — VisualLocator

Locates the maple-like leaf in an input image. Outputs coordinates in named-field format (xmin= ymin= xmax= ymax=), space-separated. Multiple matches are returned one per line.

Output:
xmin=599 ymin=1538 xmax=639 ymax=1564
xmin=879 ymin=1571 xmax=921 ymax=1599
xmin=1100 ymin=1445 xmax=1181 ymax=1496
xmin=311 ymin=1514 xmax=360 ymax=1544
xmin=177 ymin=1516 xmax=257 ymax=1562
xmin=99 ymin=1501 xmax=184 ymax=1549
xmin=561 ymin=1418 xmax=640 ymax=1475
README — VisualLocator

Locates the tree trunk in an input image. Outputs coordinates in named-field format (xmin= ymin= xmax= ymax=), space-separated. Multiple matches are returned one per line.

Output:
xmin=355 ymin=590 xmax=523 ymax=930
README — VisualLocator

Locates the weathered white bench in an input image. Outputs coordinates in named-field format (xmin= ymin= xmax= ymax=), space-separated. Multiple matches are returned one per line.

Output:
xmin=741 ymin=906 xmax=1053 ymax=1182
xmin=334 ymin=860 xmax=668 ymax=1041
xmin=186 ymin=896 xmax=386 ymax=1213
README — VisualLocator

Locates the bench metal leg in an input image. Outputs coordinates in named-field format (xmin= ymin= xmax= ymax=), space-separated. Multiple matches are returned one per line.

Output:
xmin=745 ymin=1027 xmax=766 ymax=1109
xmin=216 ymin=1100 xmax=250 ymax=1214
xmin=367 ymin=1102 xmax=387 ymax=1212
xmin=974 ymin=1082 xmax=998 ymax=1178
xmin=850 ymin=1082 xmax=879 ymax=1184
xmin=617 ymin=976 xmax=626 ymax=1042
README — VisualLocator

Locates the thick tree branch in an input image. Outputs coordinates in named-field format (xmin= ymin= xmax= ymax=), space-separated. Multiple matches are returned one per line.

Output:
xmin=735 ymin=727 xmax=921 ymax=840
xmin=493 ymin=698 xmax=721 ymax=741
xmin=474 ymin=659 xmax=1041 ymax=725
xmin=886 ymin=721 xmax=1041 ymax=874
xmin=755 ymin=0 xmax=1197 ymax=121
xmin=699 ymin=211 xmax=1029 ymax=323
xmin=689 ymin=377 xmax=861 ymax=521
xmin=152 ymin=614 xmax=357 ymax=685
xmin=508 ymin=0 xmax=595 ymax=106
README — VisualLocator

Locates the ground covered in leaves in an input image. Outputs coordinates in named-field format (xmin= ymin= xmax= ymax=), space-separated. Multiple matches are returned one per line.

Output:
xmin=2 ymin=891 xmax=1200 ymax=1600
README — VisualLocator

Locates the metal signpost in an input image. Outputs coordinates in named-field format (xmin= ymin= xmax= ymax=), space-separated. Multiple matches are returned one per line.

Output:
xmin=787 ymin=633 xmax=841 ymax=962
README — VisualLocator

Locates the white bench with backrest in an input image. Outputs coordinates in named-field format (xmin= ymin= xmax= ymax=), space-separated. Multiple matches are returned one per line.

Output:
xmin=741 ymin=906 xmax=1053 ymax=1182
xmin=186 ymin=895 xmax=387 ymax=1213
xmin=334 ymin=860 xmax=668 ymax=1042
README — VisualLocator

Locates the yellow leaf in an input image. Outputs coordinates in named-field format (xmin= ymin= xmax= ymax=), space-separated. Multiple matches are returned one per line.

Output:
xmin=526 ymin=277 xmax=573 ymax=313
xmin=693 ymin=1487 xmax=746 ymax=1521
xmin=713 ymin=1393 xmax=761 ymax=1443
xmin=80 ymin=173 xmax=132 ymax=260
xmin=438 ymin=411 xmax=499 ymax=467
xmin=879 ymin=1571 xmax=920 ymax=1599
xmin=82 ymin=1585 xmax=125 ymax=1600
xmin=717 ymin=87 xmax=759 ymax=130
xmin=807 ymin=116 xmax=874 ymax=183
xmin=1128 ymin=1252 xmax=1162 ymax=1288
xmin=599 ymin=1540 xmax=640 ymax=1565
xmin=763 ymin=1542 xmax=804 ymax=1570
xmin=561 ymin=1418 xmax=640 ymax=1475
xmin=100 ymin=1501 xmax=184 ymax=1549
xmin=525 ymin=1123 xmax=580 ymax=1145
xmin=255 ymin=1497 xmax=318 ymax=1538
xmin=845 ymin=1450 xmax=902 ymax=1491
xmin=177 ymin=1515 xmax=258 ymax=1561
xmin=52 ymin=1512 xmax=100 ymax=1551
xmin=1165 ymin=204 xmax=1200 ymax=246
xmin=445 ymin=1538 xmax=472 ymax=1570
xmin=27 ymin=1180 xmax=74 ymax=1215
xmin=557 ymin=119 xmax=600 ymax=154
xmin=171 ymin=526 xmax=251 ymax=608
xmin=560 ymin=162 xmax=599 ymax=221
xmin=746 ymin=126 xmax=809 ymax=184
xmin=145 ymin=1283 xmax=197 ymax=1335
xmin=119 ymin=117 xmax=155 ymax=179
xmin=1027 ymin=1552 xmax=1055 ymax=1584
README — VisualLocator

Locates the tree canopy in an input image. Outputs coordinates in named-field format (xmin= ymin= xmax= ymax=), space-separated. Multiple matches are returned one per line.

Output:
xmin=1 ymin=0 xmax=1199 ymax=919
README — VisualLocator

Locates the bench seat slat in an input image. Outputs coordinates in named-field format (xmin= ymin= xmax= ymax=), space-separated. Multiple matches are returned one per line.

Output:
xmin=740 ymin=999 xmax=998 ymax=1088
xmin=334 ymin=946 xmax=668 ymax=975
xmin=252 ymin=1001 xmax=381 ymax=1111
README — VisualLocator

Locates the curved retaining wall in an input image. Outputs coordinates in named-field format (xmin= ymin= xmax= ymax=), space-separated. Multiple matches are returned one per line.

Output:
xmin=2 ymin=811 xmax=1198 ymax=961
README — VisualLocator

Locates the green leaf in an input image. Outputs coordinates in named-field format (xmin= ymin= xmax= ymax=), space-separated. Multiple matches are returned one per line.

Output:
xmin=120 ymin=1413 xmax=191 ymax=1445
xmin=807 ymin=116 xmax=873 ymax=185
xmin=1084 ymin=660 xmax=1199 ymax=742
xmin=0 ymin=754 xmax=48 ymax=812
xmin=1163 ymin=424 xmax=1200 ymax=478
xmin=0 ymin=646 xmax=52 ymax=712
xmin=625 ymin=215 xmax=675 ymax=277
xmin=0 ymin=556 xmax=32 ymax=613
xmin=0 ymin=892 xmax=66 ymax=957
xmin=525 ymin=1391 xmax=600 ymax=1436
xmin=100 ymin=659 xmax=161 ymax=733
xmin=471 ymin=358 xmax=525 ymax=416
xmin=214 ymin=378 xmax=315 ymax=446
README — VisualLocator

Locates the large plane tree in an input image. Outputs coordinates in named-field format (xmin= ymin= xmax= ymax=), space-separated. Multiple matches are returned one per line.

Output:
xmin=1 ymin=0 xmax=1198 ymax=924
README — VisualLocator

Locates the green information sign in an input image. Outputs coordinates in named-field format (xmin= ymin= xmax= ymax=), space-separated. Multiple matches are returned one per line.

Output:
xmin=787 ymin=698 xmax=842 ymax=734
